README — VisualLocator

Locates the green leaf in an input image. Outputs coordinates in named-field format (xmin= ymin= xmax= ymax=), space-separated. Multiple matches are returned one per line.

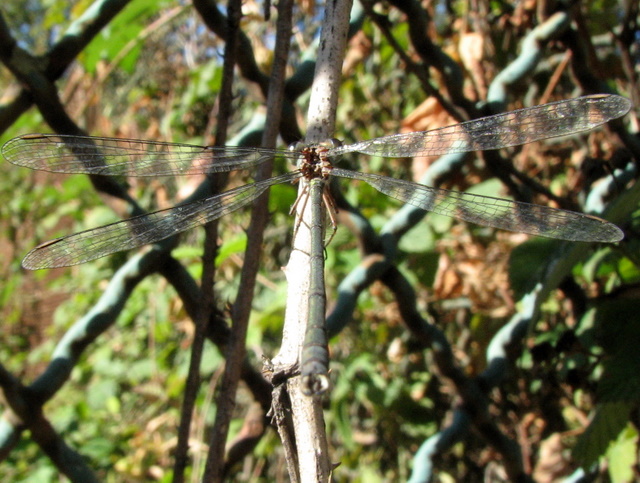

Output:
xmin=573 ymin=401 xmax=634 ymax=468
xmin=87 ymin=379 xmax=118 ymax=410
xmin=216 ymin=231 xmax=248 ymax=265
xmin=581 ymin=246 xmax=625 ymax=283
xmin=606 ymin=424 xmax=638 ymax=483
xmin=617 ymin=256 xmax=640 ymax=283
xmin=80 ymin=0 xmax=166 ymax=74
xmin=593 ymin=300 xmax=640 ymax=402
xmin=508 ymin=237 xmax=563 ymax=298
xmin=398 ymin=221 xmax=435 ymax=253
xmin=269 ymin=183 xmax=297 ymax=214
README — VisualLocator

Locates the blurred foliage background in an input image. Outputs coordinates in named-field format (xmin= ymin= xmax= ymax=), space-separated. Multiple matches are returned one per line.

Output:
xmin=0 ymin=0 xmax=639 ymax=481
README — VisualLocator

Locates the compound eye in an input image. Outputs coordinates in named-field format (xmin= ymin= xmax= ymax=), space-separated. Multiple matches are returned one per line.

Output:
xmin=288 ymin=141 xmax=304 ymax=152
xmin=317 ymin=138 xmax=342 ymax=149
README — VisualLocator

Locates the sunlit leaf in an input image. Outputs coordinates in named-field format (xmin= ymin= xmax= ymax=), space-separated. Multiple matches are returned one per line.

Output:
xmin=607 ymin=425 xmax=638 ymax=483
xmin=573 ymin=401 xmax=633 ymax=468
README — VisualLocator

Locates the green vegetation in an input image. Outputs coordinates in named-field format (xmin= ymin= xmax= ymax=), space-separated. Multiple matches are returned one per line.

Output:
xmin=0 ymin=0 xmax=638 ymax=481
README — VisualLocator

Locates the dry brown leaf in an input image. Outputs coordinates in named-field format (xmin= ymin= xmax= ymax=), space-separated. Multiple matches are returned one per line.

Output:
xmin=400 ymin=97 xmax=458 ymax=181
xmin=532 ymin=433 xmax=571 ymax=483
xmin=458 ymin=32 xmax=487 ymax=99
xmin=343 ymin=31 xmax=372 ymax=76
xmin=401 ymin=97 xmax=455 ymax=134
xmin=434 ymin=234 xmax=513 ymax=316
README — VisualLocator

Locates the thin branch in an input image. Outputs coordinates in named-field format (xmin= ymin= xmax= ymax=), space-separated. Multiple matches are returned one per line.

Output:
xmin=270 ymin=0 xmax=354 ymax=480
xmin=197 ymin=0 xmax=245 ymax=479
xmin=219 ymin=0 xmax=296 ymax=477
xmin=173 ymin=0 xmax=242 ymax=477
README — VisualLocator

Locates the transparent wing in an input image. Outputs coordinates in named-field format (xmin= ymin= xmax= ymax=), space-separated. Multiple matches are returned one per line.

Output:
xmin=2 ymin=134 xmax=296 ymax=177
xmin=332 ymin=168 xmax=623 ymax=243
xmin=331 ymin=94 xmax=631 ymax=158
xmin=23 ymin=172 xmax=301 ymax=269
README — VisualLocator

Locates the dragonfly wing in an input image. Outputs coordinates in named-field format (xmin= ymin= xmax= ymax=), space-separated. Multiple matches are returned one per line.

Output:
xmin=23 ymin=172 xmax=301 ymax=269
xmin=331 ymin=95 xmax=631 ymax=158
xmin=2 ymin=134 xmax=293 ymax=176
xmin=332 ymin=168 xmax=623 ymax=243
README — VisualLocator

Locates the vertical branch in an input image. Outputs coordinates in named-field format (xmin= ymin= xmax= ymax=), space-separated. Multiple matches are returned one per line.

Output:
xmin=304 ymin=1 xmax=353 ymax=142
xmin=272 ymin=0 xmax=353 ymax=480
xmin=201 ymin=0 xmax=295 ymax=479
xmin=173 ymin=0 xmax=242 ymax=480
